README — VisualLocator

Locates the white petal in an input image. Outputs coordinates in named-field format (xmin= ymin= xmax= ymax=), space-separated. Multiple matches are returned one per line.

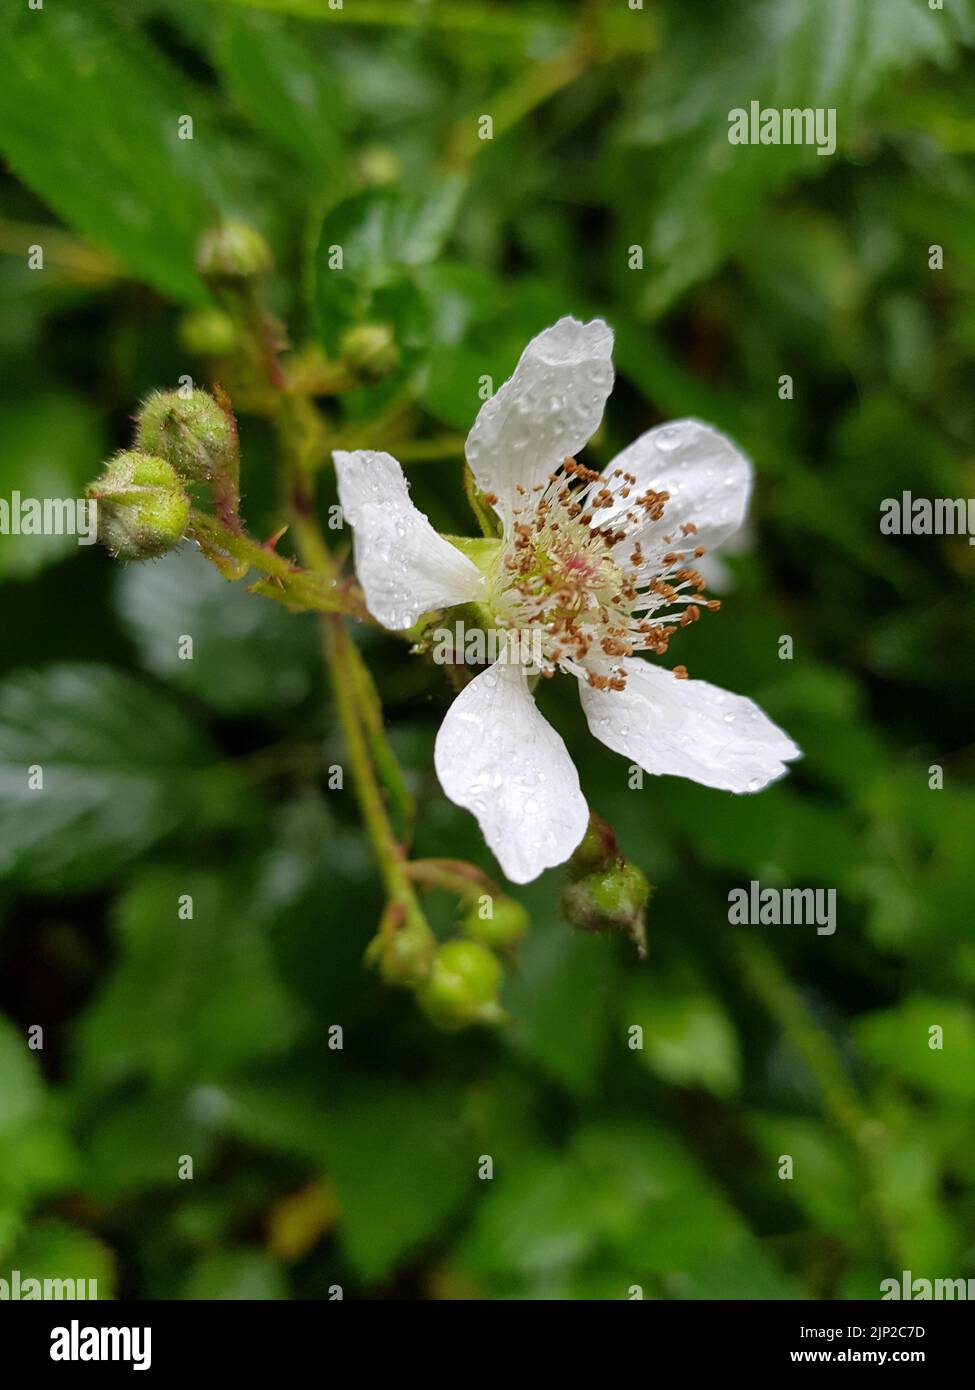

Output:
xmin=434 ymin=661 xmax=588 ymax=884
xmin=579 ymin=658 xmax=800 ymax=794
xmin=465 ymin=317 xmax=614 ymax=528
xmin=602 ymin=419 xmax=752 ymax=559
xmin=334 ymin=450 xmax=484 ymax=630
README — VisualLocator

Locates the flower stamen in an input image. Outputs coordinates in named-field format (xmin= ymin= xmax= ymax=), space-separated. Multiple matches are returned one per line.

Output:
xmin=489 ymin=455 xmax=719 ymax=687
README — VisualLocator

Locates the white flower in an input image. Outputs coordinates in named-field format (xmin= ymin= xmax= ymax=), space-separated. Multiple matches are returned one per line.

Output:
xmin=334 ymin=317 xmax=801 ymax=885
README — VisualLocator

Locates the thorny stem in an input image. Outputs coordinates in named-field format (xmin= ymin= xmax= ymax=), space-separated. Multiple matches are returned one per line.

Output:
xmin=187 ymin=511 xmax=370 ymax=619
xmin=324 ymin=608 xmax=409 ymax=905
xmin=210 ymin=266 xmax=425 ymax=923
xmin=285 ymin=441 xmax=423 ymax=920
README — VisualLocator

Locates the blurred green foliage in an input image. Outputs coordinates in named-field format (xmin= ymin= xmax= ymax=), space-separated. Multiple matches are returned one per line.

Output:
xmin=0 ymin=0 xmax=974 ymax=1300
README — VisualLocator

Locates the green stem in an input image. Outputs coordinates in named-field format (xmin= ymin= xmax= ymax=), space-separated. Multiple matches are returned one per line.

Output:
xmin=187 ymin=512 xmax=370 ymax=619
xmin=464 ymin=462 xmax=501 ymax=538
xmin=289 ymin=495 xmax=420 ymax=911
xmin=206 ymin=0 xmax=566 ymax=40
xmin=446 ymin=47 xmax=587 ymax=170
xmin=406 ymin=857 xmax=502 ymax=902
xmin=395 ymin=434 xmax=466 ymax=463
xmin=0 ymin=219 xmax=120 ymax=283
xmin=211 ymin=256 xmax=425 ymax=927
xmin=733 ymin=935 xmax=901 ymax=1265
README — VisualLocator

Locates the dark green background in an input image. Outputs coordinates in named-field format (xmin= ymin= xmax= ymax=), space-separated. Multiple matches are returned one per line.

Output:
xmin=0 ymin=0 xmax=973 ymax=1299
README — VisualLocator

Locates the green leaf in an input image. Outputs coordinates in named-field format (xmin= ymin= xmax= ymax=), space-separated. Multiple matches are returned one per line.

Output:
xmin=312 ymin=179 xmax=466 ymax=358
xmin=75 ymin=867 xmax=303 ymax=1089
xmin=0 ymin=1019 xmax=77 ymax=1259
xmin=215 ymin=11 xmax=352 ymax=183
xmin=854 ymin=997 xmax=975 ymax=1101
xmin=116 ymin=545 xmax=318 ymax=714
xmin=255 ymin=796 xmax=382 ymax=1017
xmin=320 ymin=1085 xmax=469 ymax=1282
xmin=748 ymin=1114 xmax=861 ymax=1236
xmin=663 ymin=780 xmax=861 ymax=884
xmin=78 ymin=1088 xmax=220 ymax=1201
xmin=202 ymin=0 xmax=565 ymax=44
xmin=0 ymin=395 xmax=103 ymax=581
xmin=0 ymin=663 xmax=236 ymax=891
xmin=181 ymin=1250 xmax=287 ymax=1300
xmin=0 ymin=3 xmax=242 ymax=303
xmin=7 ymin=1219 xmax=116 ymax=1300
xmin=217 ymin=1079 xmax=335 ymax=1165
xmin=624 ymin=980 xmax=742 ymax=1100
xmin=621 ymin=0 xmax=954 ymax=311
xmin=0 ymin=1017 xmax=45 ymax=1134
xmin=504 ymin=901 xmax=616 ymax=1097
xmin=456 ymin=1121 xmax=797 ymax=1298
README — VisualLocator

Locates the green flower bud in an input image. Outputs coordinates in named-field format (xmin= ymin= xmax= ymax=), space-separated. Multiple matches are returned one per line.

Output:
xmin=566 ymin=812 xmax=620 ymax=880
xmin=561 ymin=862 xmax=651 ymax=957
xmin=418 ymin=940 xmax=504 ymax=1031
xmin=357 ymin=145 xmax=400 ymax=186
xmin=461 ymin=896 xmax=528 ymax=952
xmin=195 ymin=220 xmax=272 ymax=283
xmin=340 ymin=323 xmax=400 ymax=381
xmin=179 ymin=307 xmax=239 ymax=358
xmin=367 ymin=906 xmax=436 ymax=988
xmin=136 ymin=389 xmax=237 ymax=485
xmin=87 ymin=452 xmax=190 ymax=561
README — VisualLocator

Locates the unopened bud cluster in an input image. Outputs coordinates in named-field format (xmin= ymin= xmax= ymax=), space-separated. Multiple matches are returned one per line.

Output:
xmin=86 ymin=387 xmax=239 ymax=561
xmin=368 ymin=889 xmax=529 ymax=1031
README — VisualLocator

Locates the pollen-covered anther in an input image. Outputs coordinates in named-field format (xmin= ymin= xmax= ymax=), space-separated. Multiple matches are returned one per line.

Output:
xmin=490 ymin=459 xmax=721 ymax=690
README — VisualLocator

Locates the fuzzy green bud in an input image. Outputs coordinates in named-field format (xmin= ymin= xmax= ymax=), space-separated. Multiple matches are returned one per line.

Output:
xmin=87 ymin=452 xmax=190 ymax=561
xmin=136 ymin=389 xmax=237 ymax=485
xmin=461 ymin=896 xmax=528 ymax=953
xmin=418 ymin=940 xmax=504 ymax=1031
xmin=561 ymin=861 xmax=650 ymax=957
xmin=179 ymin=307 xmax=239 ymax=358
xmin=340 ymin=323 xmax=400 ymax=382
xmin=196 ymin=220 xmax=272 ymax=283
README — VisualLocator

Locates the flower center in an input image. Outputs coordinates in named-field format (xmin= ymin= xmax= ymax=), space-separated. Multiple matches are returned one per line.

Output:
xmin=489 ymin=458 xmax=719 ymax=689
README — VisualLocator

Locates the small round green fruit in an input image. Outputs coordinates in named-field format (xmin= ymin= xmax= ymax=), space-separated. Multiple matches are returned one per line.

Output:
xmin=418 ymin=940 xmax=503 ymax=1031
xmin=461 ymin=897 xmax=528 ymax=952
